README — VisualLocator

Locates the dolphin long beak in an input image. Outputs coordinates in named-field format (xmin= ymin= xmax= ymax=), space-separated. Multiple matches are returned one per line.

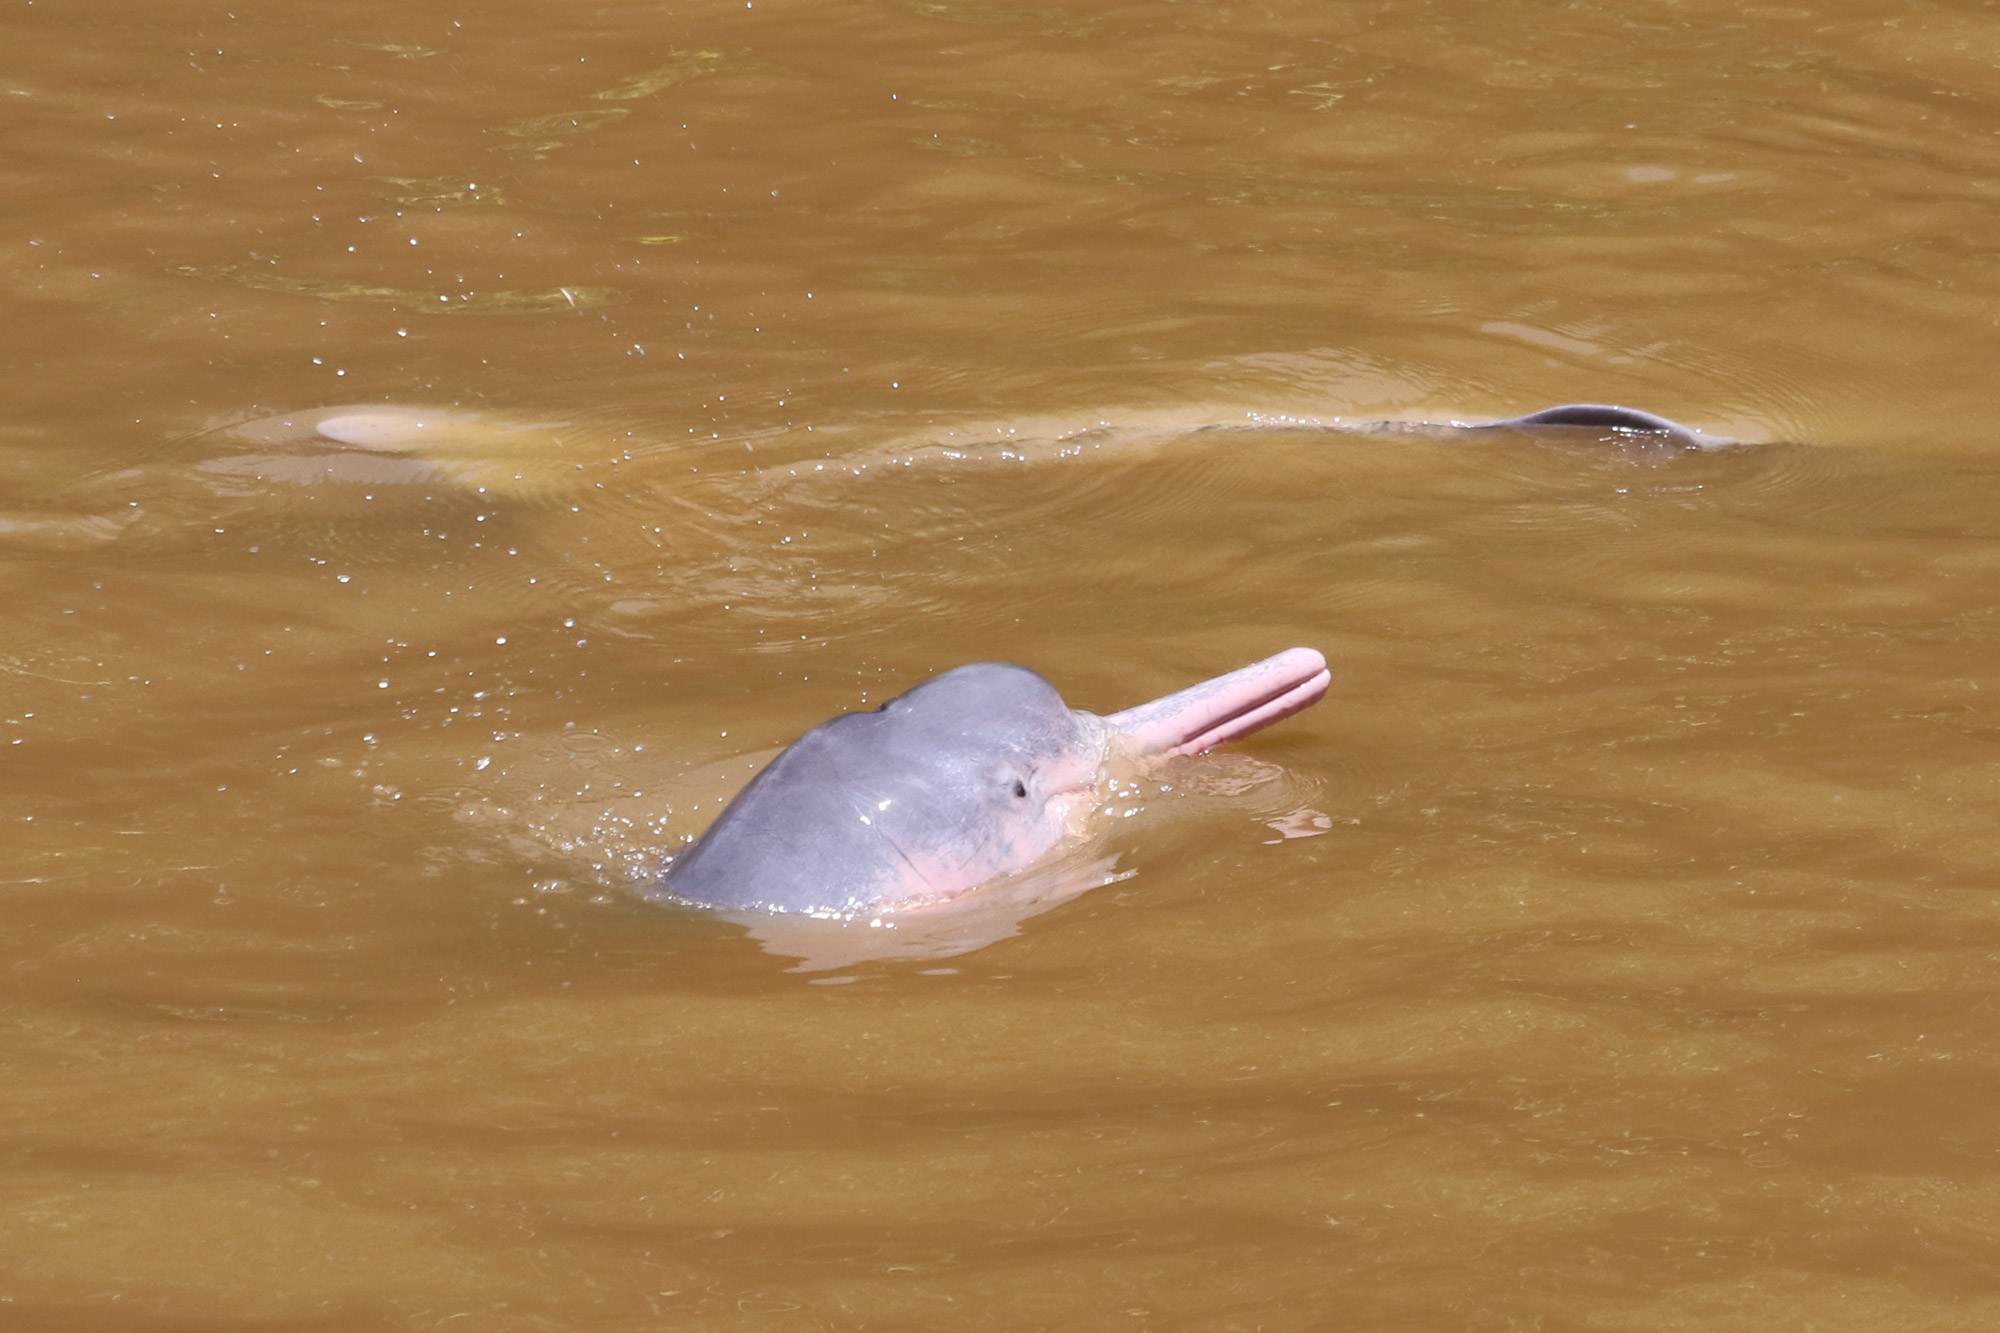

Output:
xmin=1103 ymin=647 xmax=1329 ymax=760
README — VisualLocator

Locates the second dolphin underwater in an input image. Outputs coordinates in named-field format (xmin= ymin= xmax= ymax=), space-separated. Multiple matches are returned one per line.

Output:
xmin=283 ymin=400 xmax=1736 ymax=457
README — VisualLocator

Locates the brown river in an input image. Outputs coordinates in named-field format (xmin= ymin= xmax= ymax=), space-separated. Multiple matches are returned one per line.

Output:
xmin=7 ymin=0 xmax=2000 ymax=1327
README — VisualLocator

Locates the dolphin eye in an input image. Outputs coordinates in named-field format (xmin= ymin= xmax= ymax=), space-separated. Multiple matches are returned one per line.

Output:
xmin=1012 ymin=779 xmax=1028 ymax=799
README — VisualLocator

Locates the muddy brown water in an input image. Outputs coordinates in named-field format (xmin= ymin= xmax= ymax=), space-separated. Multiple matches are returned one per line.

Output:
xmin=7 ymin=0 xmax=2000 ymax=1327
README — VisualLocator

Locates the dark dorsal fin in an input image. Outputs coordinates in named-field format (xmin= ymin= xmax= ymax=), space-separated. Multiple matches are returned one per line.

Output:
xmin=1486 ymin=403 xmax=1722 ymax=448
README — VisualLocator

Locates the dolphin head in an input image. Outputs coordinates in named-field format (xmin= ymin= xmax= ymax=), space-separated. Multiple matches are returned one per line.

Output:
xmin=660 ymin=664 xmax=1110 ymax=915
xmin=658 ymin=649 xmax=1329 ymax=916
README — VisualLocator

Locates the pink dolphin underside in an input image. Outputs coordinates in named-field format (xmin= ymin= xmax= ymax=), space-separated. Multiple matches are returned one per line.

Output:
xmin=654 ymin=648 xmax=1331 ymax=916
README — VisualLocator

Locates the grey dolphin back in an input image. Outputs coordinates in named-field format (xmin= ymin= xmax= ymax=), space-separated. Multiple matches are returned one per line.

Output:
xmin=655 ymin=663 xmax=1096 ymax=915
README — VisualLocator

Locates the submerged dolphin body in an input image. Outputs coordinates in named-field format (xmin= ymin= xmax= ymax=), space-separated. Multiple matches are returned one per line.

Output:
xmin=653 ymin=648 xmax=1331 ymax=916
xmin=207 ymin=401 xmax=1737 ymax=481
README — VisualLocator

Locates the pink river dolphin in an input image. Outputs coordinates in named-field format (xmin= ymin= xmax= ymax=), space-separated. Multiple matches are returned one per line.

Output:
xmin=652 ymin=647 xmax=1331 ymax=916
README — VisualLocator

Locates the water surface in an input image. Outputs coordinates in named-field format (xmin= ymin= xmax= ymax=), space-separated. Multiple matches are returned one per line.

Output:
xmin=6 ymin=0 xmax=2000 ymax=1326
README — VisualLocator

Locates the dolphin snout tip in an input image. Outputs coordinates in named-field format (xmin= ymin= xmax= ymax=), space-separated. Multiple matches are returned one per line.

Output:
xmin=1269 ymin=645 xmax=1328 ymax=677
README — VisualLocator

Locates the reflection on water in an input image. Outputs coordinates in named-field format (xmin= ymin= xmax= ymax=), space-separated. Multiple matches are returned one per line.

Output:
xmin=6 ymin=0 xmax=2000 ymax=1325
xmin=731 ymin=849 xmax=1135 ymax=974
